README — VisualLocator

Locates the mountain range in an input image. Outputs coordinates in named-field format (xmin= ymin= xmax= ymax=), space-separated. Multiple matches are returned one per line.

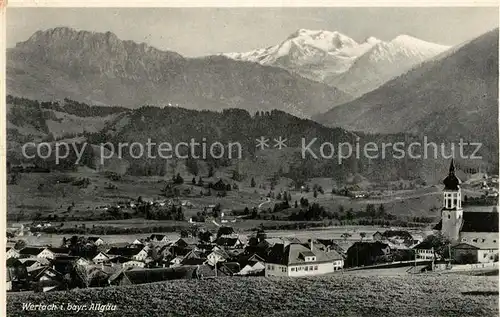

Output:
xmin=7 ymin=27 xmax=351 ymax=118
xmin=314 ymin=28 xmax=499 ymax=163
xmin=223 ymin=29 xmax=450 ymax=97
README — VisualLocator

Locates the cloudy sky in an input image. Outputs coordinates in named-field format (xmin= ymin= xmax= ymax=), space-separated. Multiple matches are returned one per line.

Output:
xmin=7 ymin=7 xmax=499 ymax=56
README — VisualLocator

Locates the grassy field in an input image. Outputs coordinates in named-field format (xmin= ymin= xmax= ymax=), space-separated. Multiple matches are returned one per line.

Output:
xmin=8 ymin=169 xmax=445 ymax=222
xmin=7 ymin=275 xmax=498 ymax=317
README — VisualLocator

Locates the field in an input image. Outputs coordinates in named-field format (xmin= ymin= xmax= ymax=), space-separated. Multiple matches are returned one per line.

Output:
xmin=12 ymin=224 xmax=430 ymax=249
xmin=8 ymin=168 xmax=446 ymax=222
xmin=7 ymin=275 xmax=498 ymax=317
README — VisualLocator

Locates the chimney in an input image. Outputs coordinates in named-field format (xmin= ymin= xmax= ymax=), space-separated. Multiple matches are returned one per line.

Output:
xmin=309 ymin=239 xmax=313 ymax=252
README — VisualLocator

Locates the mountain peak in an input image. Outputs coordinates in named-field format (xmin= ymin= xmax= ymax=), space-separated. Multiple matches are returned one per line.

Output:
xmin=389 ymin=34 xmax=445 ymax=48
xmin=364 ymin=36 xmax=381 ymax=45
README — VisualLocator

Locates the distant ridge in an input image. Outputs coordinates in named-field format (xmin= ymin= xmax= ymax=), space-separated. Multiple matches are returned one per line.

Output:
xmin=7 ymin=27 xmax=351 ymax=117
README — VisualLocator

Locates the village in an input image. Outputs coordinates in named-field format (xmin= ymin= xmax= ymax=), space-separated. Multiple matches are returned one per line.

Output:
xmin=5 ymin=160 xmax=499 ymax=293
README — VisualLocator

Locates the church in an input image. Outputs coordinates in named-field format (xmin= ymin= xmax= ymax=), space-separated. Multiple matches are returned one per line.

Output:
xmin=435 ymin=160 xmax=499 ymax=263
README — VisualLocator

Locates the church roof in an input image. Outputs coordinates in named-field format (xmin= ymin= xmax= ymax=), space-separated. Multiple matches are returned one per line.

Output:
xmin=461 ymin=212 xmax=498 ymax=233
xmin=443 ymin=159 xmax=461 ymax=190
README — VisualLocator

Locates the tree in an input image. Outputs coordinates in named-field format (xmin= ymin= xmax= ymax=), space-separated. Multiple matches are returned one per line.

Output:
xmin=313 ymin=190 xmax=318 ymax=198
xmin=14 ymin=240 xmax=26 ymax=250
xmin=173 ymin=173 xmax=184 ymax=184
xmin=217 ymin=226 xmax=234 ymax=238
xmin=192 ymin=177 xmax=196 ymax=185
xmin=180 ymin=229 xmax=190 ymax=238
xmin=198 ymin=230 xmax=212 ymax=243
xmin=72 ymin=263 xmax=91 ymax=288
xmin=341 ymin=232 xmax=352 ymax=242
xmin=366 ymin=204 xmax=376 ymax=218
xmin=250 ymin=177 xmax=256 ymax=188
xmin=256 ymin=228 xmax=267 ymax=242
xmin=359 ymin=232 xmax=366 ymax=241
xmin=377 ymin=204 xmax=385 ymax=217
xmin=418 ymin=233 xmax=451 ymax=260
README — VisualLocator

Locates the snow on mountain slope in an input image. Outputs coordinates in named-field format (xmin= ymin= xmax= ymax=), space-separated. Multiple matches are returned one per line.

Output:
xmin=327 ymin=35 xmax=450 ymax=96
xmin=223 ymin=29 xmax=380 ymax=81
xmin=223 ymin=29 xmax=449 ymax=98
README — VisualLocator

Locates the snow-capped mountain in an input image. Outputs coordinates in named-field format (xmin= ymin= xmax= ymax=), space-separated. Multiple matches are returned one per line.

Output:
xmin=223 ymin=29 xmax=450 ymax=97
xmin=328 ymin=35 xmax=451 ymax=96
xmin=223 ymin=29 xmax=380 ymax=81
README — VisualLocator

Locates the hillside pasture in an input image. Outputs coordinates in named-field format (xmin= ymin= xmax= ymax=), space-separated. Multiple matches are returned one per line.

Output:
xmin=7 ymin=275 xmax=498 ymax=317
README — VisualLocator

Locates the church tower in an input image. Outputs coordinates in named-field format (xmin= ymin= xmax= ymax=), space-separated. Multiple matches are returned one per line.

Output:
xmin=441 ymin=159 xmax=463 ymax=242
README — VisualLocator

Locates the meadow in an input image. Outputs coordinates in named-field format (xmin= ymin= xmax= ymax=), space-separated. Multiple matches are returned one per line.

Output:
xmin=7 ymin=274 xmax=498 ymax=317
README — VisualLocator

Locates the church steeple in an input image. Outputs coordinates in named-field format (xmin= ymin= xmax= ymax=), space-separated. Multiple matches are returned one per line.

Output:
xmin=441 ymin=159 xmax=463 ymax=242
xmin=449 ymin=159 xmax=455 ymax=174
xmin=443 ymin=159 xmax=461 ymax=190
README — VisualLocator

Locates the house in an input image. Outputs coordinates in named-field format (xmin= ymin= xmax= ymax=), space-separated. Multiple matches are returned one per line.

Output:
xmin=6 ymin=258 xmax=29 ymax=291
xmin=236 ymin=261 xmax=265 ymax=276
xmin=236 ymin=253 xmax=266 ymax=276
xmin=382 ymin=230 xmax=414 ymax=246
xmin=215 ymin=236 xmax=245 ymax=249
xmin=265 ymin=242 xmax=344 ymax=277
xmin=30 ymin=266 xmax=66 ymax=292
xmin=108 ymin=266 xmax=198 ymax=286
xmin=122 ymin=260 xmax=146 ymax=269
xmin=106 ymin=247 xmax=148 ymax=262
xmin=415 ymin=248 xmax=435 ymax=260
xmin=217 ymin=262 xmax=241 ymax=276
xmin=18 ymin=257 xmax=51 ymax=271
xmin=181 ymin=249 xmax=206 ymax=266
xmin=452 ymin=241 xmax=499 ymax=264
xmin=6 ymin=268 xmax=12 ymax=291
xmin=131 ymin=239 xmax=144 ymax=246
xmin=170 ymin=256 xmax=185 ymax=267
xmin=87 ymin=237 xmax=105 ymax=246
xmin=206 ymin=249 xmax=229 ymax=266
xmin=315 ymin=239 xmax=346 ymax=257
xmin=6 ymin=247 xmax=20 ymax=259
xmin=173 ymin=238 xmax=198 ymax=249
xmin=18 ymin=247 xmax=68 ymax=260
xmin=149 ymin=234 xmax=170 ymax=243
xmin=211 ymin=179 xmax=229 ymax=191
xmin=52 ymin=256 xmax=90 ymax=275
xmin=92 ymin=252 xmax=111 ymax=265
xmin=372 ymin=231 xmax=383 ymax=241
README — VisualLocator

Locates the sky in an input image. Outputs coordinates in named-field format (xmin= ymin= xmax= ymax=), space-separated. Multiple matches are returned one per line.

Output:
xmin=7 ymin=7 xmax=499 ymax=56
